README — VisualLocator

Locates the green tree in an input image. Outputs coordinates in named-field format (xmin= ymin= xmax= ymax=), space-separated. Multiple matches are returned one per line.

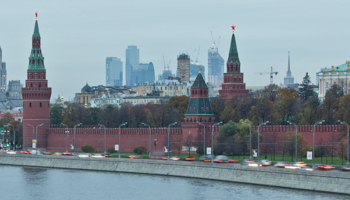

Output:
xmin=50 ymin=104 xmax=64 ymax=125
xmin=81 ymin=144 xmax=95 ymax=153
xmin=299 ymin=72 xmax=315 ymax=102
xmin=167 ymin=95 xmax=190 ymax=117
xmin=322 ymin=84 xmax=343 ymax=125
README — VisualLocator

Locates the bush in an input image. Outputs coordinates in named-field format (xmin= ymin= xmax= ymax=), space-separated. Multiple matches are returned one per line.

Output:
xmin=108 ymin=147 xmax=116 ymax=154
xmin=133 ymin=146 xmax=147 ymax=155
xmin=81 ymin=144 xmax=95 ymax=153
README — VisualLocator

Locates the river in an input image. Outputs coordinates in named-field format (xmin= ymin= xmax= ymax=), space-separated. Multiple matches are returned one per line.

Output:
xmin=0 ymin=165 xmax=347 ymax=200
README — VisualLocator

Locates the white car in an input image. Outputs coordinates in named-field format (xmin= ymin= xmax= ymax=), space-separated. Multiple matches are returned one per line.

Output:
xmin=91 ymin=154 xmax=104 ymax=158
xmin=6 ymin=150 xmax=17 ymax=154
xmin=78 ymin=153 xmax=92 ymax=158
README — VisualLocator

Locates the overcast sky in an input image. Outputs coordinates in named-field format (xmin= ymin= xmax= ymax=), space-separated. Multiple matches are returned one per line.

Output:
xmin=1 ymin=0 xmax=350 ymax=101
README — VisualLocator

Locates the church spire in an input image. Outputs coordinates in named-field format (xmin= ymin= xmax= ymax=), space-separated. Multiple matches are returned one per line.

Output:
xmin=28 ymin=12 xmax=45 ymax=71
xmin=227 ymin=25 xmax=240 ymax=73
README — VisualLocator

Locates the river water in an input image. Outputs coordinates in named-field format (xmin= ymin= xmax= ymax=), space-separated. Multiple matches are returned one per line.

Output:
xmin=0 ymin=165 xmax=347 ymax=200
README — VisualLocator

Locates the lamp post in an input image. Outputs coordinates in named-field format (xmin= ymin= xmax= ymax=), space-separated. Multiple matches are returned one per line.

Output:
xmin=241 ymin=122 xmax=252 ymax=160
xmin=142 ymin=123 xmax=151 ymax=158
xmin=258 ymin=121 xmax=269 ymax=166
xmin=35 ymin=123 xmax=44 ymax=155
xmin=98 ymin=124 xmax=107 ymax=153
xmin=338 ymin=120 xmax=349 ymax=166
xmin=61 ymin=123 xmax=69 ymax=152
xmin=313 ymin=120 xmax=325 ymax=170
xmin=287 ymin=121 xmax=298 ymax=162
xmin=27 ymin=124 xmax=34 ymax=149
xmin=5 ymin=124 xmax=15 ymax=150
xmin=197 ymin=122 xmax=205 ymax=156
xmin=118 ymin=122 xmax=128 ymax=158
xmin=74 ymin=123 xmax=82 ymax=155
xmin=167 ymin=122 xmax=177 ymax=160
xmin=211 ymin=122 xmax=222 ymax=163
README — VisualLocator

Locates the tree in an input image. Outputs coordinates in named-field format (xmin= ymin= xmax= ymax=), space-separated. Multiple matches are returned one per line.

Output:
xmin=315 ymin=138 xmax=329 ymax=163
xmin=299 ymin=72 xmax=315 ymax=102
xmin=275 ymin=88 xmax=299 ymax=125
xmin=322 ymin=84 xmax=343 ymax=125
xmin=167 ymin=95 xmax=190 ymax=117
xmin=81 ymin=144 xmax=95 ymax=153
xmin=0 ymin=113 xmax=14 ymax=127
xmin=300 ymin=96 xmax=322 ymax=125
xmin=50 ymin=104 xmax=64 ymax=125
xmin=133 ymin=146 xmax=147 ymax=154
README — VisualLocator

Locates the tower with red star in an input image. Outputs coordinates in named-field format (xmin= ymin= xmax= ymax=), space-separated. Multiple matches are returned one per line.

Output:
xmin=219 ymin=25 xmax=248 ymax=98
xmin=22 ymin=13 xmax=52 ymax=150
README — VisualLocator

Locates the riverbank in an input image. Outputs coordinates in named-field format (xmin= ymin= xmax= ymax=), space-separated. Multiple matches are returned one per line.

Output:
xmin=0 ymin=154 xmax=349 ymax=195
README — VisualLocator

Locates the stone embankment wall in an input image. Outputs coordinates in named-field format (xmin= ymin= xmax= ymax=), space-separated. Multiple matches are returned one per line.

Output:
xmin=0 ymin=154 xmax=349 ymax=195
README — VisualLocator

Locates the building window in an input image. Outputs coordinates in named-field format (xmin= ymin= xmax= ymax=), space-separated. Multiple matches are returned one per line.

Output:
xmin=165 ymin=87 xmax=167 ymax=90
xmin=170 ymin=86 xmax=172 ymax=90
xmin=326 ymin=82 xmax=329 ymax=89
xmin=40 ymin=102 xmax=42 ymax=107
xmin=29 ymin=102 xmax=32 ymax=107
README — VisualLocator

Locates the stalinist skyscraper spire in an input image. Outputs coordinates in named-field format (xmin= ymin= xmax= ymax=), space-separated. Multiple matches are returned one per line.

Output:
xmin=284 ymin=51 xmax=294 ymax=87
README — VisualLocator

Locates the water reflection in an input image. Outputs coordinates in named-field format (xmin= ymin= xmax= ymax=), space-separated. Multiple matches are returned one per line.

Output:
xmin=0 ymin=165 xmax=348 ymax=200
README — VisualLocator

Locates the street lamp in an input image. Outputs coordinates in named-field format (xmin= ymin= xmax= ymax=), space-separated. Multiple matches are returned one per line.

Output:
xmin=61 ymin=123 xmax=69 ymax=152
xmin=27 ymin=124 xmax=34 ymax=149
xmin=142 ymin=123 xmax=151 ymax=158
xmin=35 ymin=123 xmax=44 ymax=155
xmin=241 ymin=122 xmax=252 ymax=160
xmin=338 ymin=120 xmax=349 ymax=166
xmin=287 ymin=121 xmax=298 ymax=162
xmin=197 ymin=122 xmax=206 ymax=156
xmin=211 ymin=122 xmax=222 ymax=163
xmin=167 ymin=122 xmax=177 ymax=160
xmin=98 ymin=124 xmax=107 ymax=153
xmin=5 ymin=124 xmax=15 ymax=150
xmin=74 ymin=123 xmax=82 ymax=155
xmin=118 ymin=122 xmax=128 ymax=158
xmin=258 ymin=121 xmax=269 ymax=166
xmin=313 ymin=120 xmax=325 ymax=170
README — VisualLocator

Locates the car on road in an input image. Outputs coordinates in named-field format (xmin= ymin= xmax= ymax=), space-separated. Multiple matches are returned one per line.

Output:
xmin=274 ymin=162 xmax=289 ymax=168
xmin=20 ymin=151 xmax=31 ymax=154
xmin=170 ymin=156 xmax=180 ymax=161
xmin=241 ymin=159 xmax=258 ymax=166
xmin=128 ymin=155 xmax=143 ymax=159
xmin=62 ymin=152 xmax=72 ymax=156
xmin=54 ymin=152 xmax=63 ymax=156
xmin=102 ymin=153 xmax=112 ymax=157
xmin=30 ymin=150 xmax=41 ymax=155
xmin=214 ymin=155 xmax=229 ymax=163
xmin=92 ymin=154 xmax=104 ymax=158
xmin=228 ymin=159 xmax=239 ymax=163
xmin=43 ymin=152 xmax=53 ymax=155
xmin=6 ymin=150 xmax=17 ymax=154
xmin=259 ymin=160 xmax=272 ymax=166
xmin=183 ymin=157 xmax=195 ymax=161
xmin=150 ymin=152 xmax=167 ymax=159
xmin=294 ymin=161 xmax=307 ymax=166
xmin=316 ymin=165 xmax=335 ymax=170
xmin=200 ymin=155 xmax=213 ymax=162
xmin=299 ymin=166 xmax=313 ymax=171
xmin=78 ymin=153 xmax=92 ymax=158
xmin=341 ymin=166 xmax=350 ymax=171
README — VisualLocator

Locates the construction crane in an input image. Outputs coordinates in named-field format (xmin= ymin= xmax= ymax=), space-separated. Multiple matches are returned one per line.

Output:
xmin=257 ymin=66 xmax=278 ymax=85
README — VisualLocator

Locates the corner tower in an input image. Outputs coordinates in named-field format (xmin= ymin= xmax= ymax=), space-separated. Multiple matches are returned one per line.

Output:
xmin=219 ymin=25 xmax=248 ymax=98
xmin=22 ymin=13 xmax=52 ymax=150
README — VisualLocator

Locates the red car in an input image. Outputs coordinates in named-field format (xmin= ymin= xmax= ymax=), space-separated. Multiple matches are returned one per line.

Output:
xmin=129 ymin=155 xmax=143 ymax=159
xmin=102 ymin=153 xmax=112 ymax=157
xmin=43 ymin=152 xmax=53 ymax=155
xmin=62 ymin=152 xmax=72 ymax=156
xmin=317 ymin=165 xmax=335 ymax=170
xmin=20 ymin=151 xmax=31 ymax=154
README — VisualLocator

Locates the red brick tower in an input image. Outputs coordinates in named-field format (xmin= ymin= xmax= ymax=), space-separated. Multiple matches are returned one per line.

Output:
xmin=219 ymin=25 xmax=248 ymax=98
xmin=182 ymin=70 xmax=214 ymax=138
xmin=22 ymin=13 xmax=52 ymax=150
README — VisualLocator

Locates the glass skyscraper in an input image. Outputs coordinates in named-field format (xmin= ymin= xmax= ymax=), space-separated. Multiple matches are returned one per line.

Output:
xmin=125 ymin=45 xmax=139 ymax=86
xmin=106 ymin=57 xmax=123 ymax=86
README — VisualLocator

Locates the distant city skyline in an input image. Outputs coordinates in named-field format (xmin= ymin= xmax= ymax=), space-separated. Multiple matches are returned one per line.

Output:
xmin=1 ymin=1 xmax=350 ymax=101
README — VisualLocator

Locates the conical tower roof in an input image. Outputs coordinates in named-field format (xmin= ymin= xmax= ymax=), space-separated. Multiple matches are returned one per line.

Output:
xmin=227 ymin=25 xmax=240 ymax=65
xmin=28 ymin=13 xmax=45 ymax=71
xmin=191 ymin=71 xmax=207 ymax=88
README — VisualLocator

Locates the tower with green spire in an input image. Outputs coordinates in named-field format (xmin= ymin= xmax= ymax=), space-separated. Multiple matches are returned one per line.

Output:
xmin=22 ymin=13 xmax=52 ymax=150
xmin=219 ymin=25 xmax=248 ymax=98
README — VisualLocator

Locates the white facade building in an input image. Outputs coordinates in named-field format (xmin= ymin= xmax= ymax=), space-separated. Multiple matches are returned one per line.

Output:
xmin=317 ymin=61 xmax=350 ymax=100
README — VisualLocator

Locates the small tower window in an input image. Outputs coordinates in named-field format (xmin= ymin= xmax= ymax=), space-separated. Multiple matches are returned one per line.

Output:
xmin=31 ymin=83 xmax=33 ymax=87
xmin=40 ymin=102 xmax=42 ymax=107
xmin=29 ymin=102 xmax=32 ymax=107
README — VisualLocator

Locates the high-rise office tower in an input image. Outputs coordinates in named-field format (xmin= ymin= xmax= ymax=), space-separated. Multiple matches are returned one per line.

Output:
xmin=106 ymin=57 xmax=123 ymax=86
xmin=208 ymin=45 xmax=224 ymax=87
xmin=219 ymin=25 xmax=248 ymax=98
xmin=190 ymin=62 xmax=205 ymax=82
xmin=177 ymin=54 xmax=190 ymax=82
xmin=8 ymin=80 xmax=23 ymax=99
xmin=284 ymin=51 xmax=294 ymax=87
xmin=125 ymin=45 xmax=139 ymax=86
xmin=132 ymin=62 xmax=155 ymax=85
xmin=0 ymin=46 xmax=6 ymax=93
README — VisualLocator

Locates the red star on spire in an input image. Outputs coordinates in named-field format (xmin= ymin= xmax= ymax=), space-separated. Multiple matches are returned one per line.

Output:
xmin=231 ymin=25 xmax=235 ymax=30
xmin=35 ymin=12 xmax=38 ymax=18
